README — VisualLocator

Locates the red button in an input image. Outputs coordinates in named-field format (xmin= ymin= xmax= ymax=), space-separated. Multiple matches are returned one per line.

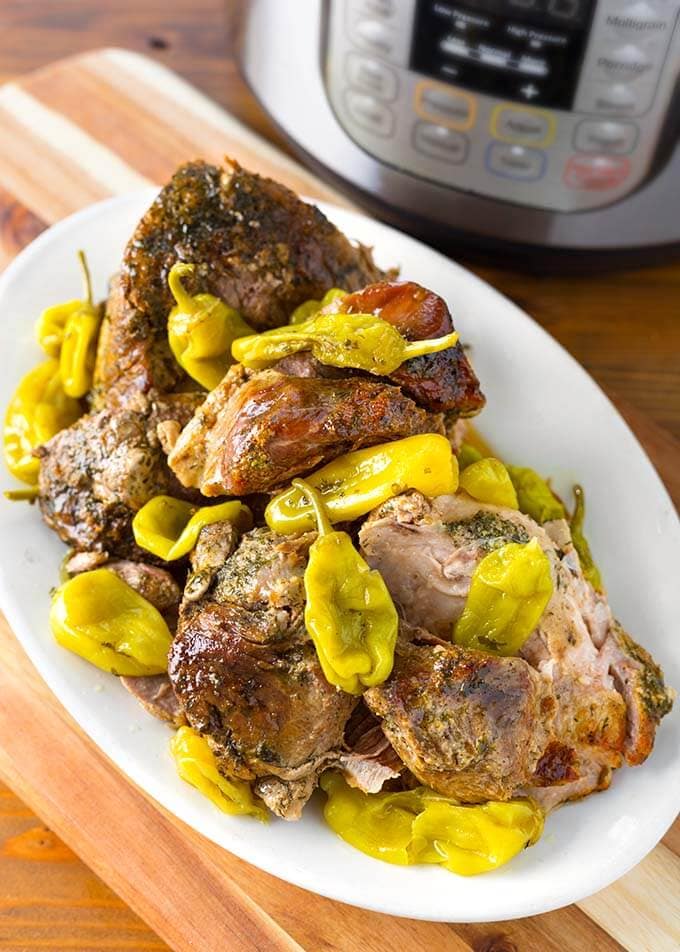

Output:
xmin=564 ymin=155 xmax=631 ymax=190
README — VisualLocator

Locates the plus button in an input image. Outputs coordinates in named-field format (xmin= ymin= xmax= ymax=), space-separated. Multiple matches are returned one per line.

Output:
xmin=520 ymin=83 xmax=539 ymax=100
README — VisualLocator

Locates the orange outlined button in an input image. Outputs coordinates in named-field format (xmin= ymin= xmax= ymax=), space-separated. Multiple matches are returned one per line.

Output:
xmin=414 ymin=81 xmax=476 ymax=131
xmin=490 ymin=104 xmax=556 ymax=148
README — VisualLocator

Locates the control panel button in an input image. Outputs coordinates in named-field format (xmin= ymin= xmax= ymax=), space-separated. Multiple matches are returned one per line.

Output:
xmin=344 ymin=90 xmax=394 ymax=137
xmin=490 ymin=104 xmax=556 ymax=147
xmin=346 ymin=53 xmax=398 ymax=101
xmin=414 ymin=82 xmax=476 ymax=131
xmin=590 ymin=42 xmax=659 ymax=83
xmin=575 ymin=80 xmax=654 ymax=116
xmin=547 ymin=0 xmax=586 ymax=19
xmin=564 ymin=154 xmax=631 ymax=190
xmin=573 ymin=119 xmax=639 ymax=154
xmin=412 ymin=122 xmax=469 ymax=164
xmin=486 ymin=142 xmax=547 ymax=181
xmin=350 ymin=18 xmax=396 ymax=57
xmin=604 ymin=2 xmax=677 ymax=39
xmin=354 ymin=0 xmax=396 ymax=19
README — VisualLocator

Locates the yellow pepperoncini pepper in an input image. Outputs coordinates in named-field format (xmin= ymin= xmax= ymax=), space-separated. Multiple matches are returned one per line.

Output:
xmin=3 ymin=358 xmax=81 ymax=484
xmin=289 ymin=288 xmax=347 ymax=324
xmin=50 ymin=568 xmax=173 ymax=675
xmin=298 ymin=479 xmax=398 ymax=695
xmin=454 ymin=538 xmax=553 ymax=655
xmin=132 ymin=496 xmax=252 ymax=561
xmin=167 ymin=262 xmax=253 ymax=390
xmin=507 ymin=465 xmax=566 ymax=524
xmin=570 ymin=485 xmax=603 ymax=591
xmin=321 ymin=772 xmax=543 ymax=876
xmin=36 ymin=251 xmax=101 ymax=398
xmin=232 ymin=312 xmax=458 ymax=375
xmin=170 ymin=726 xmax=268 ymax=821
xmin=459 ymin=457 xmax=519 ymax=509
xmin=266 ymin=434 xmax=459 ymax=534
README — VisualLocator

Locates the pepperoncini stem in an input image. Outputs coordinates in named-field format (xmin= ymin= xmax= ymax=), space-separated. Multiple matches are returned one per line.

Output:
xmin=291 ymin=478 xmax=332 ymax=537
xmin=50 ymin=568 xmax=172 ymax=675
xmin=401 ymin=331 xmax=459 ymax=360
xmin=132 ymin=495 xmax=252 ymax=561
xmin=454 ymin=538 xmax=553 ymax=656
xmin=168 ymin=261 xmax=196 ymax=313
xmin=570 ymin=485 xmax=603 ymax=592
xmin=78 ymin=249 xmax=93 ymax=306
xmin=459 ymin=457 xmax=519 ymax=509
xmin=321 ymin=772 xmax=544 ymax=876
xmin=268 ymin=435 xmax=458 ymax=534
xmin=507 ymin=465 xmax=566 ymax=524
xmin=170 ymin=726 xmax=268 ymax=822
xmin=4 ymin=487 xmax=39 ymax=501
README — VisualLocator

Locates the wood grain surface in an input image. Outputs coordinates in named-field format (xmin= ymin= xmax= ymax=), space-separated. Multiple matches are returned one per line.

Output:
xmin=0 ymin=6 xmax=677 ymax=950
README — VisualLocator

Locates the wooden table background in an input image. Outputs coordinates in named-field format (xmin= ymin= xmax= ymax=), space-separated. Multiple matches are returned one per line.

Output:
xmin=0 ymin=2 xmax=678 ymax=950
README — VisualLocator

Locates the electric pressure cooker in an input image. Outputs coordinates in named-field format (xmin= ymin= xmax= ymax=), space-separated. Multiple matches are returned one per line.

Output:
xmin=242 ymin=0 xmax=680 ymax=263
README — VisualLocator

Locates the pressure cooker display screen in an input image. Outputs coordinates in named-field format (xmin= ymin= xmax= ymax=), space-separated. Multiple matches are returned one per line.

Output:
xmin=410 ymin=0 xmax=595 ymax=108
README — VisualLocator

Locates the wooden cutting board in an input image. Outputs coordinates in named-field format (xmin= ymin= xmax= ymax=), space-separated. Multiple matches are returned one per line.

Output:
xmin=0 ymin=49 xmax=678 ymax=952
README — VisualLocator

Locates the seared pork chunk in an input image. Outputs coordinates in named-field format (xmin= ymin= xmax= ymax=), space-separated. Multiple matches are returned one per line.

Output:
xmin=327 ymin=281 xmax=485 ymax=416
xmin=169 ymin=527 xmax=357 ymax=819
xmin=104 ymin=560 xmax=181 ymax=615
xmin=600 ymin=621 xmax=674 ymax=765
xmin=360 ymin=491 xmax=673 ymax=808
xmin=365 ymin=631 xmax=555 ymax=802
xmin=94 ymin=160 xmax=385 ymax=406
xmin=166 ymin=368 xmax=441 ymax=497
xmin=37 ymin=393 xmax=200 ymax=556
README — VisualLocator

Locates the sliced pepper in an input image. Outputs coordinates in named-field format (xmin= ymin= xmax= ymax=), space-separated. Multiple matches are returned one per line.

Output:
xmin=3 ymin=358 xmax=81 ymax=484
xmin=570 ymin=484 xmax=603 ymax=591
xmin=321 ymin=771 xmax=543 ymax=876
xmin=50 ymin=568 xmax=172 ymax=675
xmin=167 ymin=262 xmax=253 ymax=390
xmin=298 ymin=478 xmax=398 ymax=695
xmin=507 ymin=465 xmax=566 ymax=524
xmin=459 ymin=457 xmax=519 ymax=509
xmin=266 ymin=434 xmax=458 ymax=534
xmin=132 ymin=495 xmax=252 ymax=561
xmin=232 ymin=311 xmax=458 ymax=375
xmin=454 ymin=538 xmax=553 ymax=655
xmin=170 ymin=726 xmax=268 ymax=821
xmin=290 ymin=287 xmax=347 ymax=324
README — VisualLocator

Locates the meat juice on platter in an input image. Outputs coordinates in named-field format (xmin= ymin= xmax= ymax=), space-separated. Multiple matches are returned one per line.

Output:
xmin=3 ymin=159 xmax=673 ymax=878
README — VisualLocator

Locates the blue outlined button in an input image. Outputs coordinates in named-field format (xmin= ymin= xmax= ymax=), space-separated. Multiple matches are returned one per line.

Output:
xmin=485 ymin=142 xmax=547 ymax=181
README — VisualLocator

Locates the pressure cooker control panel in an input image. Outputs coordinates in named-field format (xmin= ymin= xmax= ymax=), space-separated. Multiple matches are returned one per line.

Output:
xmin=324 ymin=0 xmax=680 ymax=212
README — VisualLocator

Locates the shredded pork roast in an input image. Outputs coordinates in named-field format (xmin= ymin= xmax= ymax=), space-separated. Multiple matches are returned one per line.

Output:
xmin=359 ymin=491 xmax=674 ymax=809
xmin=31 ymin=158 xmax=672 ymax=826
